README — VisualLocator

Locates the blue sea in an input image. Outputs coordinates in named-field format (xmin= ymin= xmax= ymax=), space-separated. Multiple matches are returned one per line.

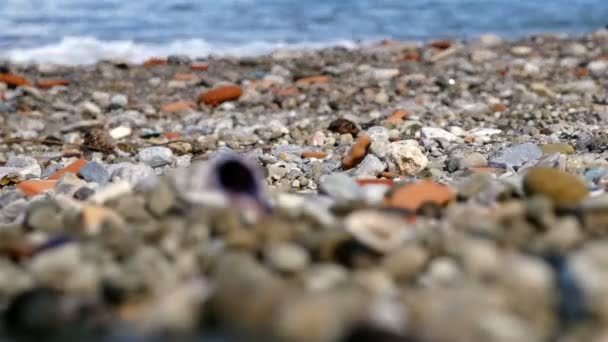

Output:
xmin=0 ymin=0 xmax=607 ymax=64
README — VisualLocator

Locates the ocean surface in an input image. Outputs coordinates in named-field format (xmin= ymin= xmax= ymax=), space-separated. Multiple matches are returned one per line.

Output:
xmin=0 ymin=0 xmax=607 ymax=64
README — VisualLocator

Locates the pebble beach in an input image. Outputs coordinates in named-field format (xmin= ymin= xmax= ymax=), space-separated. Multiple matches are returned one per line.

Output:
xmin=0 ymin=29 xmax=608 ymax=341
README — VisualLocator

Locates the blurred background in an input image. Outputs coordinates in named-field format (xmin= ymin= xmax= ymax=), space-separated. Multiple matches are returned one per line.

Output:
xmin=0 ymin=0 xmax=607 ymax=64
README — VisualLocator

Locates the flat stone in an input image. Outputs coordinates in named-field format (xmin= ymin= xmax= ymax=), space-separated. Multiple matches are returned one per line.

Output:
xmin=489 ymin=143 xmax=542 ymax=169
xmin=385 ymin=180 xmax=454 ymax=212
xmin=138 ymin=147 xmax=174 ymax=167
xmin=421 ymin=127 xmax=459 ymax=142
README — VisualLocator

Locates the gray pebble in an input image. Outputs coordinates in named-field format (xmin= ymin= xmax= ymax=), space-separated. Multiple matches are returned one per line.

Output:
xmin=138 ymin=147 xmax=174 ymax=167
xmin=78 ymin=162 xmax=110 ymax=185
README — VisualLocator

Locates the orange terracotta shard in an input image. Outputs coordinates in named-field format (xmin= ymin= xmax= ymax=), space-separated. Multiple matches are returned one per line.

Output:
xmin=428 ymin=40 xmax=452 ymax=50
xmin=356 ymin=179 xmax=394 ymax=186
xmin=295 ymin=75 xmax=330 ymax=85
xmin=0 ymin=74 xmax=32 ymax=87
xmin=199 ymin=85 xmax=243 ymax=106
xmin=469 ymin=167 xmax=501 ymax=174
xmin=190 ymin=63 xmax=209 ymax=71
xmin=399 ymin=52 xmax=421 ymax=62
xmin=163 ymin=132 xmax=181 ymax=140
xmin=342 ymin=135 xmax=372 ymax=170
xmin=37 ymin=79 xmax=70 ymax=88
xmin=302 ymin=151 xmax=327 ymax=159
xmin=173 ymin=73 xmax=197 ymax=81
xmin=161 ymin=100 xmax=196 ymax=113
xmin=491 ymin=103 xmax=507 ymax=113
xmin=572 ymin=67 xmax=588 ymax=78
xmin=384 ymin=180 xmax=454 ymax=212
xmin=271 ymin=87 xmax=299 ymax=96
xmin=16 ymin=180 xmax=58 ymax=196
xmin=47 ymin=159 xmax=88 ymax=180
xmin=143 ymin=58 xmax=167 ymax=67
xmin=385 ymin=109 xmax=408 ymax=124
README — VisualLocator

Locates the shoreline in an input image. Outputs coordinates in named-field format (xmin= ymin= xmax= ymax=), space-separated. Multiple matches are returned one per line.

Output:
xmin=0 ymin=28 xmax=605 ymax=66
xmin=0 ymin=29 xmax=607 ymax=340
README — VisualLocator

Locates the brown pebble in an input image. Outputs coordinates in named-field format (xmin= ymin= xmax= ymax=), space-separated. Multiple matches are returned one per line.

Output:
xmin=342 ymin=135 xmax=372 ymax=170
xmin=491 ymin=103 xmax=507 ymax=112
xmin=190 ymin=63 xmax=209 ymax=71
xmin=37 ymin=79 xmax=70 ymax=88
xmin=463 ymin=136 xmax=475 ymax=143
xmin=173 ymin=73 xmax=197 ymax=81
xmin=83 ymin=128 xmax=116 ymax=152
xmin=384 ymin=109 xmax=408 ymax=124
xmin=295 ymin=75 xmax=330 ymax=85
xmin=302 ymin=151 xmax=327 ymax=159
xmin=143 ymin=58 xmax=167 ymax=67
xmin=199 ymin=85 xmax=243 ymax=106
xmin=328 ymin=118 xmax=359 ymax=135
xmin=161 ymin=100 xmax=197 ymax=113
xmin=0 ymin=74 xmax=32 ymax=87
xmin=572 ymin=67 xmax=588 ymax=78
xmin=428 ymin=40 xmax=452 ymax=50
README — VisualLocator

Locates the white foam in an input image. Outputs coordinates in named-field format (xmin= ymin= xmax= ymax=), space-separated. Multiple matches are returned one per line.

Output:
xmin=1 ymin=36 xmax=360 ymax=65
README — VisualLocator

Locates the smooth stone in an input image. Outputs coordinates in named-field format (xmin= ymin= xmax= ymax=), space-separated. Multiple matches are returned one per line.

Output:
xmin=382 ymin=245 xmax=429 ymax=282
xmin=79 ymin=101 xmax=101 ymax=116
xmin=78 ymin=162 xmax=110 ymax=185
xmin=26 ymin=200 xmax=63 ymax=233
xmin=448 ymin=152 xmax=488 ymax=171
xmin=421 ymin=257 xmax=462 ymax=287
xmin=479 ymin=33 xmax=502 ymax=47
xmin=344 ymin=210 xmax=411 ymax=253
xmin=369 ymin=68 xmax=399 ymax=80
xmin=523 ymin=167 xmax=588 ymax=207
xmin=540 ymin=143 xmax=574 ymax=155
xmin=303 ymin=264 xmax=348 ymax=291
xmin=489 ymin=143 xmax=542 ymax=169
xmin=511 ymin=46 xmax=532 ymax=56
xmin=265 ymin=243 xmax=310 ymax=273
xmin=147 ymin=179 xmax=176 ymax=216
xmin=589 ymin=60 xmax=608 ymax=77
xmin=138 ymin=147 xmax=174 ymax=167
xmin=109 ymin=126 xmax=132 ymax=139
xmin=110 ymin=94 xmax=128 ymax=108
